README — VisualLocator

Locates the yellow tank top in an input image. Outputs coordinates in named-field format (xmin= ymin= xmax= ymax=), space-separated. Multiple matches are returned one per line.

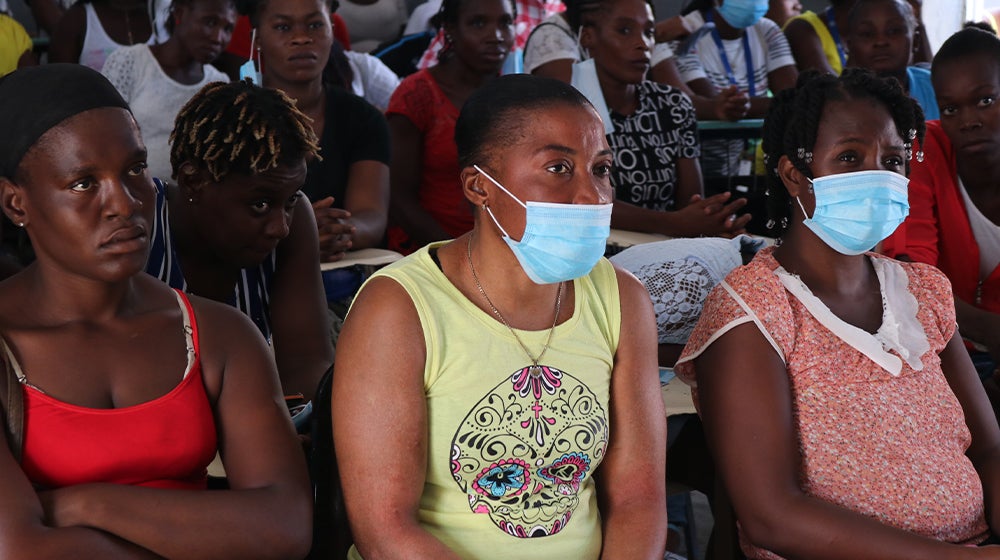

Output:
xmin=787 ymin=10 xmax=844 ymax=75
xmin=349 ymin=242 xmax=621 ymax=559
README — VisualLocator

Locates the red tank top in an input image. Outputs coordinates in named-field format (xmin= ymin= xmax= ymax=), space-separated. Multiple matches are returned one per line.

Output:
xmin=19 ymin=290 xmax=217 ymax=490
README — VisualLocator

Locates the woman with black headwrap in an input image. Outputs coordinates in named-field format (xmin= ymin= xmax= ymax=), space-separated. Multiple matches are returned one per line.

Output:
xmin=0 ymin=64 xmax=310 ymax=559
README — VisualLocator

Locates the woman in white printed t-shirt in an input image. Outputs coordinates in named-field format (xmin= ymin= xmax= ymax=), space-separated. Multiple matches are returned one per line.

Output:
xmin=578 ymin=0 xmax=753 ymax=239
xmin=676 ymin=0 xmax=797 ymax=176
xmin=525 ymin=0 xmax=751 ymax=122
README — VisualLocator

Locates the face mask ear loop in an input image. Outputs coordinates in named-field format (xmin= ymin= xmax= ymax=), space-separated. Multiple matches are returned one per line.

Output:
xmin=473 ymin=165 xmax=526 ymax=209
xmin=483 ymin=205 xmax=512 ymax=239
xmin=795 ymin=186 xmax=812 ymax=220
xmin=576 ymin=26 xmax=589 ymax=59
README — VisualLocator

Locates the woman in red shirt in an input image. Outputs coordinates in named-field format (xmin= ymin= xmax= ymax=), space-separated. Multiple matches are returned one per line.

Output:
xmin=386 ymin=0 xmax=515 ymax=253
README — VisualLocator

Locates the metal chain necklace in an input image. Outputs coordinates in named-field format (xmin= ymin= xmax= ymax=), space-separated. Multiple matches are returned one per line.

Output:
xmin=467 ymin=235 xmax=562 ymax=376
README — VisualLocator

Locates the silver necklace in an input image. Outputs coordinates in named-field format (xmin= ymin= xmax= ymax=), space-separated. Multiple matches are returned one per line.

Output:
xmin=466 ymin=235 xmax=562 ymax=376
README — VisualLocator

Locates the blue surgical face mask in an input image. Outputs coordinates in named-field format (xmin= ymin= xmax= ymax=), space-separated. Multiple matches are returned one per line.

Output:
xmin=474 ymin=165 xmax=613 ymax=284
xmin=796 ymin=169 xmax=910 ymax=255
xmin=717 ymin=0 xmax=769 ymax=29
xmin=239 ymin=28 xmax=262 ymax=85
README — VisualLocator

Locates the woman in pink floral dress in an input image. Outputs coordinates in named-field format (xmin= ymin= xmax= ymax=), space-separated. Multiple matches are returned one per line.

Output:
xmin=676 ymin=68 xmax=1000 ymax=559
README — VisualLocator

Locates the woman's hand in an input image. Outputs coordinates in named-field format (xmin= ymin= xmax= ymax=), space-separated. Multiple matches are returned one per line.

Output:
xmin=677 ymin=192 xmax=752 ymax=237
xmin=712 ymin=86 xmax=751 ymax=122
xmin=312 ymin=196 xmax=355 ymax=262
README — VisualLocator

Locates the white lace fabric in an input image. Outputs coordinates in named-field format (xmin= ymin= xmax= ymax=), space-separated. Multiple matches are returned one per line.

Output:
xmin=773 ymin=256 xmax=930 ymax=376
xmin=611 ymin=236 xmax=754 ymax=344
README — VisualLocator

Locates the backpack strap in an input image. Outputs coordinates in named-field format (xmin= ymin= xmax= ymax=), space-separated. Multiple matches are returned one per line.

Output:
xmin=0 ymin=338 xmax=24 ymax=463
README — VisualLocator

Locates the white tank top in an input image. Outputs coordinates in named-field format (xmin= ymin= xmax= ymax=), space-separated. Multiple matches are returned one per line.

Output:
xmin=80 ymin=3 xmax=155 ymax=71
xmin=958 ymin=177 xmax=1000 ymax=280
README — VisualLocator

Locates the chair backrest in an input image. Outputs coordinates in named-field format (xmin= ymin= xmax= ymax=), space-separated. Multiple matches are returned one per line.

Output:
xmin=307 ymin=364 xmax=353 ymax=559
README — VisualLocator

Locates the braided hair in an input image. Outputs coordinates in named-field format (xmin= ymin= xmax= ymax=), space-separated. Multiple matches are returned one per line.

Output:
xmin=760 ymin=68 xmax=925 ymax=236
xmin=170 ymin=79 xmax=320 ymax=182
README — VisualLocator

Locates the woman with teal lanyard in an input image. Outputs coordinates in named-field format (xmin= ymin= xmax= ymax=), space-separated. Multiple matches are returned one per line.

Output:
xmin=333 ymin=74 xmax=667 ymax=559
xmin=675 ymin=0 xmax=798 ymax=176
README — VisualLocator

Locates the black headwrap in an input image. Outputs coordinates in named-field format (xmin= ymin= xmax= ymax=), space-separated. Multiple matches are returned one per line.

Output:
xmin=0 ymin=63 xmax=132 ymax=179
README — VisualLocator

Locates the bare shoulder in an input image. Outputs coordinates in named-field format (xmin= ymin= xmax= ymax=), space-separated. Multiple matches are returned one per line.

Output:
xmin=345 ymin=274 xmax=421 ymax=330
xmin=611 ymin=262 xmax=650 ymax=310
xmin=783 ymin=17 xmax=816 ymax=40
xmin=183 ymin=293 xmax=274 ymax=387
xmin=184 ymin=293 xmax=266 ymax=349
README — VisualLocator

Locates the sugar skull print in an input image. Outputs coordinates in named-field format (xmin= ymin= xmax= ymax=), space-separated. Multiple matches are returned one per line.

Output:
xmin=450 ymin=364 xmax=609 ymax=538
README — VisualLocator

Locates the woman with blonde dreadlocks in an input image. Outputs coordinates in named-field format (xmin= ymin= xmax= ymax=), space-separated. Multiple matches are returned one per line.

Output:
xmin=146 ymin=79 xmax=333 ymax=401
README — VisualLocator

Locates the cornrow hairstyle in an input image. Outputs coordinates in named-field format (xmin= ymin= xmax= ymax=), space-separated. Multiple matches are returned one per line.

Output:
xmin=760 ymin=68 xmax=925 ymax=237
xmin=170 ymin=79 xmax=320 ymax=183
xmin=455 ymin=74 xmax=593 ymax=169
xmin=235 ymin=0 xmax=337 ymax=27
xmin=933 ymin=27 xmax=1000 ymax=79
xmin=565 ymin=0 xmax=656 ymax=33
xmin=847 ymin=0 xmax=915 ymax=34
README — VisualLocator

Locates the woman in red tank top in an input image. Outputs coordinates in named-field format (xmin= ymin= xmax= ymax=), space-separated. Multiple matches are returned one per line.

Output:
xmin=0 ymin=64 xmax=312 ymax=558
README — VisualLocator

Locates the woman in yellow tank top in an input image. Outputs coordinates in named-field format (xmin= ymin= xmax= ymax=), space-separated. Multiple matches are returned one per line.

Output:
xmin=333 ymin=74 xmax=667 ymax=559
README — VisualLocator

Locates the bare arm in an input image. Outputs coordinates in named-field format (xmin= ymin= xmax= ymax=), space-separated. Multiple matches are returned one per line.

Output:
xmin=341 ymin=160 xmax=390 ymax=251
xmin=332 ymin=277 xmax=461 ymax=558
xmin=270 ymin=195 xmax=335 ymax=400
xmin=745 ymin=65 xmax=798 ymax=118
xmin=0 ymin=433 xmax=161 ymax=559
xmin=27 ymin=0 xmax=67 ymax=36
xmin=388 ymin=114 xmax=451 ymax=246
xmin=48 ymin=4 xmax=84 ymax=64
xmin=674 ymin=157 xmax=703 ymax=209
xmin=597 ymin=267 xmax=667 ymax=559
xmin=649 ymin=58 xmax=696 ymax=99
xmin=695 ymin=323 xmax=996 ymax=560
xmin=38 ymin=302 xmax=312 ymax=559
xmin=312 ymin=160 xmax=389 ymax=260
xmin=939 ymin=335 xmax=1000 ymax=533
xmin=531 ymin=58 xmax=574 ymax=83
xmin=784 ymin=19 xmax=837 ymax=75
xmin=955 ymin=298 xmax=1000 ymax=366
